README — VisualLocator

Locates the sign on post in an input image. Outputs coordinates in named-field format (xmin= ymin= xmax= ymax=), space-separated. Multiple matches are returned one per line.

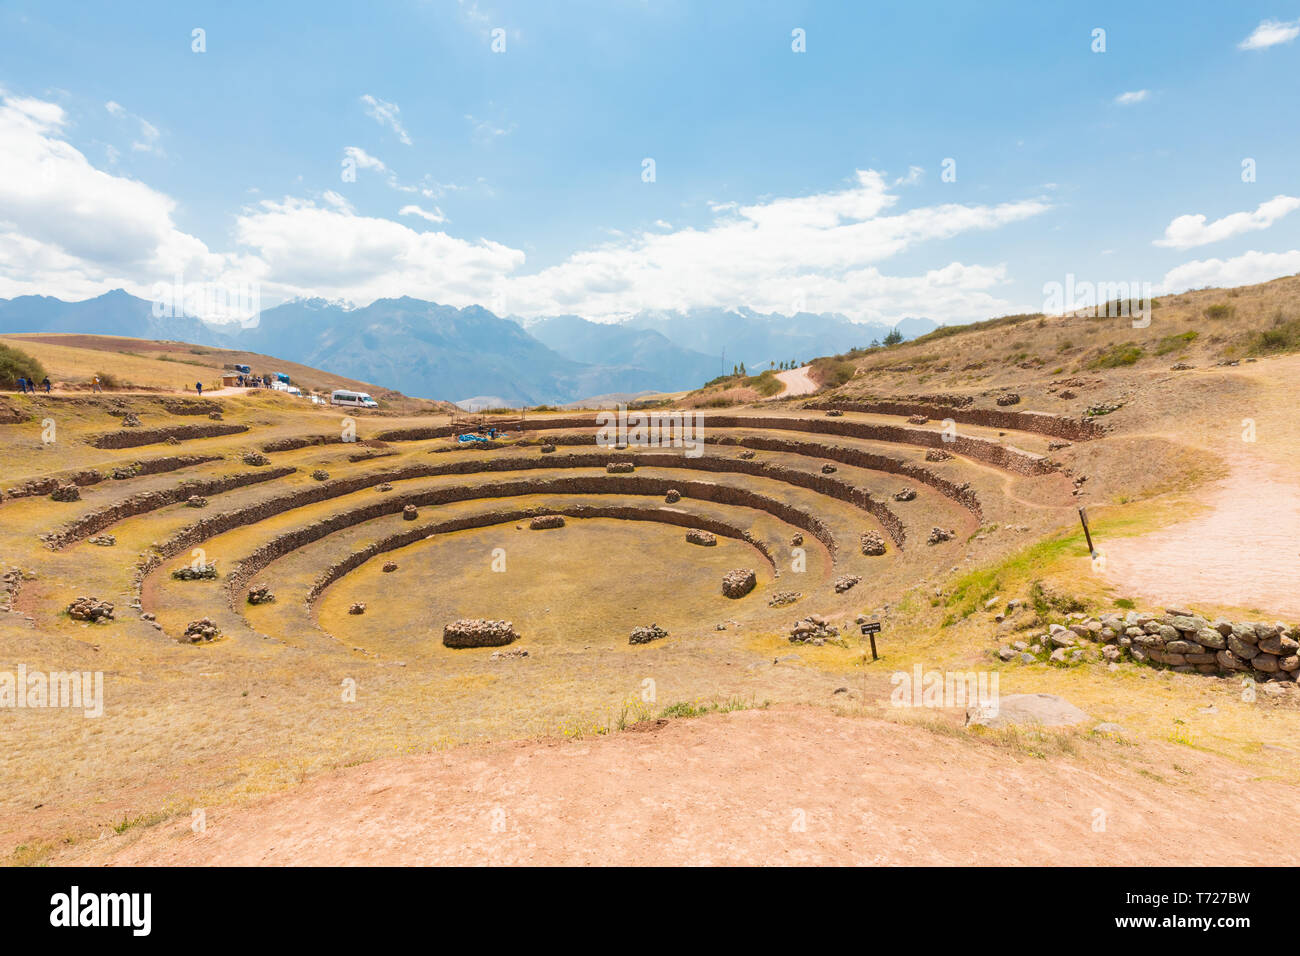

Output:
xmin=860 ymin=621 xmax=881 ymax=660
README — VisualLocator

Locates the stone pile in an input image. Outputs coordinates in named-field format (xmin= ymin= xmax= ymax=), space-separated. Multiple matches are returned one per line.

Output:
xmin=246 ymin=584 xmax=275 ymax=605
xmin=789 ymin=615 xmax=839 ymax=645
xmin=739 ymin=450 xmax=756 ymax=460
xmin=402 ymin=505 xmax=418 ymax=520
xmin=172 ymin=562 xmax=218 ymax=581
xmin=686 ymin=529 xmax=717 ymax=546
xmin=925 ymin=448 xmax=952 ymax=462
xmin=67 ymin=596 xmax=114 ymax=623
xmin=629 ymin=624 xmax=668 ymax=645
xmin=821 ymin=463 xmax=837 ymax=474
xmin=860 ymin=531 xmax=886 ymax=556
xmin=88 ymin=534 xmax=116 ymax=547
xmin=375 ymin=482 xmax=393 ymax=492
xmin=927 ymin=527 xmax=956 ymax=545
xmin=833 ymin=575 xmax=860 ymax=593
xmin=382 ymin=562 xmax=398 ymax=572
xmin=312 ymin=470 xmax=330 ymax=481
xmin=768 ymin=591 xmax=801 ymax=607
xmin=995 ymin=393 xmax=1021 ymax=406
xmin=722 ymin=568 xmax=756 ymax=598
xmin=664 ymin=489 xmax=681 ymax=503
xmin=529 ymin=514 xmax=565 ymax=529
xmin=443 ymin=618 xmax=519 ymax=648
xmin=186 ymin=495 xmax=208 ymax=508
xmin=893 ymin=487 xmax=916 ymax=501
xmin=540 ymin=443 xmax=557 ymax=454
xmin=182 ymin=618 xmax=221 ymax=643
xmin=824 ymin=409 xmax=843 ymax=416
xmin=121 ymin=412 xmax=142 ymax=427
xmin=50 ymin=484 xmax=81 ymax=502
xmin=348 ymin=602 xmax=366 ymax=615
xmin=242 ymin=451 xmax=270 ymax=466
xmin=606 ymin=462 xmax=635 ymax=473
xmin=906 ymin=415 xmax=929 ymax=424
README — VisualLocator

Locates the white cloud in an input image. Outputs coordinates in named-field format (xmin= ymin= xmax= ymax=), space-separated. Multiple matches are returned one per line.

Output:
xmin=342 ymin=145 xmax=386 ymax=173
xmin=1114 ymin=90 xmax=1149 ymax=105
xmin=105 ymin=99 xmax=163 ymax=154
xmin=399 ymin=204 xmax=448 ymax=224
xmin=893 ymin=165 xmax=924 ymax=187
xmin=1154 ymin=195 xmax=1300 ymax=249
xmin=360 ymin=94 xmax=411 ymax=145
xmin=1161 ymin=249 xmax=1300 ymax=292
xmin=465 ymin=113 xmax=514 ymax=142
xmin=1239 ymin=18 xmax=1300 ymax=50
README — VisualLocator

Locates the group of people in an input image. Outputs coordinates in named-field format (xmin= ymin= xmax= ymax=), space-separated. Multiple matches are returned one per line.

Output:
xmin=14 ymin=376 xmax=51 ymax=394
xmin=234 ymin=374 xmax=273 ymax=388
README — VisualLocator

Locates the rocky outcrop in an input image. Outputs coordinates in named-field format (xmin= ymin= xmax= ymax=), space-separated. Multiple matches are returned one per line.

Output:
xmin=722 ymin=568 xmax=756 ymax=598
xmin=925 ymin=448 xmax=952 ymax=462
xmin=768 ymin=591 xmax=801 ymax=607
xmin=893 ymin=487 xmax=916 ymax=502
xmin=443 ymin=619 xmax=518 ymax=648
xmin=87 ymin=534 xmax=115 ymax=547
xmin=833 ymin=575 xmax=860 ymax=593
xmin=686 ymin=528 xmax=717 ymax=546
xmin=789 ymin=615 xmax=839 ymax=644
xmin=927 ymin=527 xmax=956 ymax=545
xmin=995 ymin=393 xmax=1021 ymax=406
xmin=50 ymin=484 xmax=81 ymax=502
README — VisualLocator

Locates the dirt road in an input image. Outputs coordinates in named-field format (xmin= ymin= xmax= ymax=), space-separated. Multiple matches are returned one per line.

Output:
xmin=64 ymin=706 xmax=1295 ymax=866
xmin=768 ymin=365 xmax=818 ymax=399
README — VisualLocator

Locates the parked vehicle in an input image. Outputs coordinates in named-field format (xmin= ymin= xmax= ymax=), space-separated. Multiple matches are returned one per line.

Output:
xmin=275 ymin=372 xmax=290 ymax=384
xmin=330 ymin=389 xmax=379 ymax=408
xmin=233 ymin=364 xmax=251 ymax=375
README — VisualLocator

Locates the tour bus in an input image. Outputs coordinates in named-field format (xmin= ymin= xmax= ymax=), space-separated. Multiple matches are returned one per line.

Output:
xmin=330 ymin=389 xmax=379 ymax=408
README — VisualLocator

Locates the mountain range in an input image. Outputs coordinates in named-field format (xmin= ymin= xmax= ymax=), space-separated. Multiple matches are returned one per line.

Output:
xmin=0 ymin=290 xmax=937 ymax=404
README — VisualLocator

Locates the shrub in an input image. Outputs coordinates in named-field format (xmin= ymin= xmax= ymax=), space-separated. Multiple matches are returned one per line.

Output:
xmin=0 ymin=343 xmax=47 ymax=389
xmin=742 ymin=370 xmax=784 ymax=397
xmin=808 ymin=357 xmax=855 ymax=388
xmin=1248 ymin=310 xmax=1300 ymax=355
xmin=94 ymin=370 xmax=121 ymax=389
xmin=1154 ymin=330 xmax=1198 ymax=355
xmin=1087 ymin=342 xmax=1143 ymax=369
xmin=1203 ymin=303 xmax=1234 ymax=321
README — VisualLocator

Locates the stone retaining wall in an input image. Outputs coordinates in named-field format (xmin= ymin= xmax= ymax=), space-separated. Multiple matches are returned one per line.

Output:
xmin=89 ymin=422 xmax=248 ymax=449
xmin=807 ymin=399 xmax=1106 ymax=442
xmin=3 ymin=455 xmax=223 ymax=503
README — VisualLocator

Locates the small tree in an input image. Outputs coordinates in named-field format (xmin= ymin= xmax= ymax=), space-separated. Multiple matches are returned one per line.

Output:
xmin=883 ymin=328 xmax=903 ymax=346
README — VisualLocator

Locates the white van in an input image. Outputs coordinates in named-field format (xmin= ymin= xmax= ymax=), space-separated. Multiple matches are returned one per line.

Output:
xmin=330 ymin=389 xmax=379 ymax=408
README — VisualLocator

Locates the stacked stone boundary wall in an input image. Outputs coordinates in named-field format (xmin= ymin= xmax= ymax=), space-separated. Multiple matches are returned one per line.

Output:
xmin=806 ymin=399 xmax=1106 ymax=442
xmin=89 ymin=422 xmax=248 ymax=449
xmin=3 ymin=455 xmax=223 ymax=502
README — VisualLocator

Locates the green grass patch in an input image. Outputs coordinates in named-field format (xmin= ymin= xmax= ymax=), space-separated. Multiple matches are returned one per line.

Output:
xmin=1087 ymin=342 xmax=1144 ymax=369
xmin=1154 ymin=330 xmax=1198 ymax=355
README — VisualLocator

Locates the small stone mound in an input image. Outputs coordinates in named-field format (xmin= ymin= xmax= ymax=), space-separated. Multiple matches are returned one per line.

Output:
xmin=925 ymin=448 xmax=952 ymax=462
xmin=686 ymin=529 xmax=717 ymax=546
xmin=790 ymin=532 xmax=803 ymax=546
xmin=833 ymin=575 xmax=861 ymax=593
xmin=110 ymin=466 xmax=137 ymax=480
xmin=738 ymin=450 xmax=756 ymax=460
xmin=722 ymin=568 xmax=756 ymax=599
xmin=927 ymin=527 xmax=956 ymax=545
xmin=629 ymin=624 xmax=668 ymax=645
xmin=88 ymin=533 xmax=116 ymax=547
xmin=50 ymin=484 xmax=81 ymax=502
xmin=906 ymin=414 xmax=929 ymax=425
xmin=995 ymin=393 xmax=1021 ymax=406
xmin=183 ymin=618 xmax=221 ymax=644
xmin=540 ymin=443 xmax=557 ymax=454
xmin=208 ymin=411 xmax=223 ymax=420
xmin=246 ymin=584 xmax=275 ymax=605
xmin=443 ymin=618 xmax=519 ymax=648
xmin=606 ymin=461 xmax=634 ymax=473
xmin=402 ymin=505 xmax=418 ymax=521
xmin=664 ymin=489 xmax=681 ymax=503
xmin=821 ymin=463 xmax=837 ymax=474
xmin=312 ymin=469 xmax=330 ymax=481
xmin=530 ymin=514 xmax=565 ymax=529
xmin=768 ymin=591 xmax=801 ymax=608
xmin=172 ymin=562 xmax=219 ymax=581
xmin=382 ymin=561 xmax=398 ymax=572
xmin=860 ymin=531 xmax=886 ymax=556
xmin=243 ymin=451 xmax=270 ymax=466
xmin=490 ymin=648 xmax=530 ymax=661
xmin=186 ymin=495 xmax=208 ymax=508
xmin=789 ymin=615 xmax=839 ymax=644
xmin=825 ymin=409 xmax=843 ymax=417
xmin=348 ymin=602 xmax=366 ymax=615
xmin=67 ymin=596 xmax=113 ymax=622
xmin=121 ymin=412 xmax=142 ymax=428
xmin=893 ymin=487 xmax=917 ymax=502
xmin=376 ymin=482 xmax=393 ymax=492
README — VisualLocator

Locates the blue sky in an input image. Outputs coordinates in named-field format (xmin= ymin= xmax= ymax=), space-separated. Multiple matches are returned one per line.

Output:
xmin=1 ymin=0 xmax=1299 ymax=325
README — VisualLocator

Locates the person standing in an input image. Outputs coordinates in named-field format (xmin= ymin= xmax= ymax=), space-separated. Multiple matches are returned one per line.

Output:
xmin=16 ymin=377 xmax=26 ymax=394
xmin=196 ymin=381 xmax=203 ymax=396
xmin=42 ymin=376 xmax=51 ymax=393
xmin=92 ymin=375 xmax=102 ymax=393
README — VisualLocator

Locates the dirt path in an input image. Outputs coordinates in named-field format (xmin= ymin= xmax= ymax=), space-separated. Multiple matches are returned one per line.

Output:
xmin=1102 ymin=454 xmax=1300 ymax=617
xmin=62 ymin=706 xmax=1296 ymax=866
xmin=769 ymin=365 xmax=818 ymax=399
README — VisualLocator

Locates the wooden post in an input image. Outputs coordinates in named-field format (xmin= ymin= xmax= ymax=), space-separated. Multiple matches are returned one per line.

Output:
xmin=1078 ymin=506 xmax=1097 ymax=558
xmin=860 ymin=621 xmax=881 ymax=661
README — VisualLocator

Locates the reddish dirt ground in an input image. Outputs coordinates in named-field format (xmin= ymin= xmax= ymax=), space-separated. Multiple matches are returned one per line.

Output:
xmin=1103 ymin=456 xmax=1300 ymax=617
xmin=769 ymin=365 xmax=819 ymax=398
xmin=62 ymin=706 xmax=1296 ymax=866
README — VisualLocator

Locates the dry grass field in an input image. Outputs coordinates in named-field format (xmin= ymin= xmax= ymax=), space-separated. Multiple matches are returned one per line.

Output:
xmin=2 ymin=281 xmax=1299 ymax=866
